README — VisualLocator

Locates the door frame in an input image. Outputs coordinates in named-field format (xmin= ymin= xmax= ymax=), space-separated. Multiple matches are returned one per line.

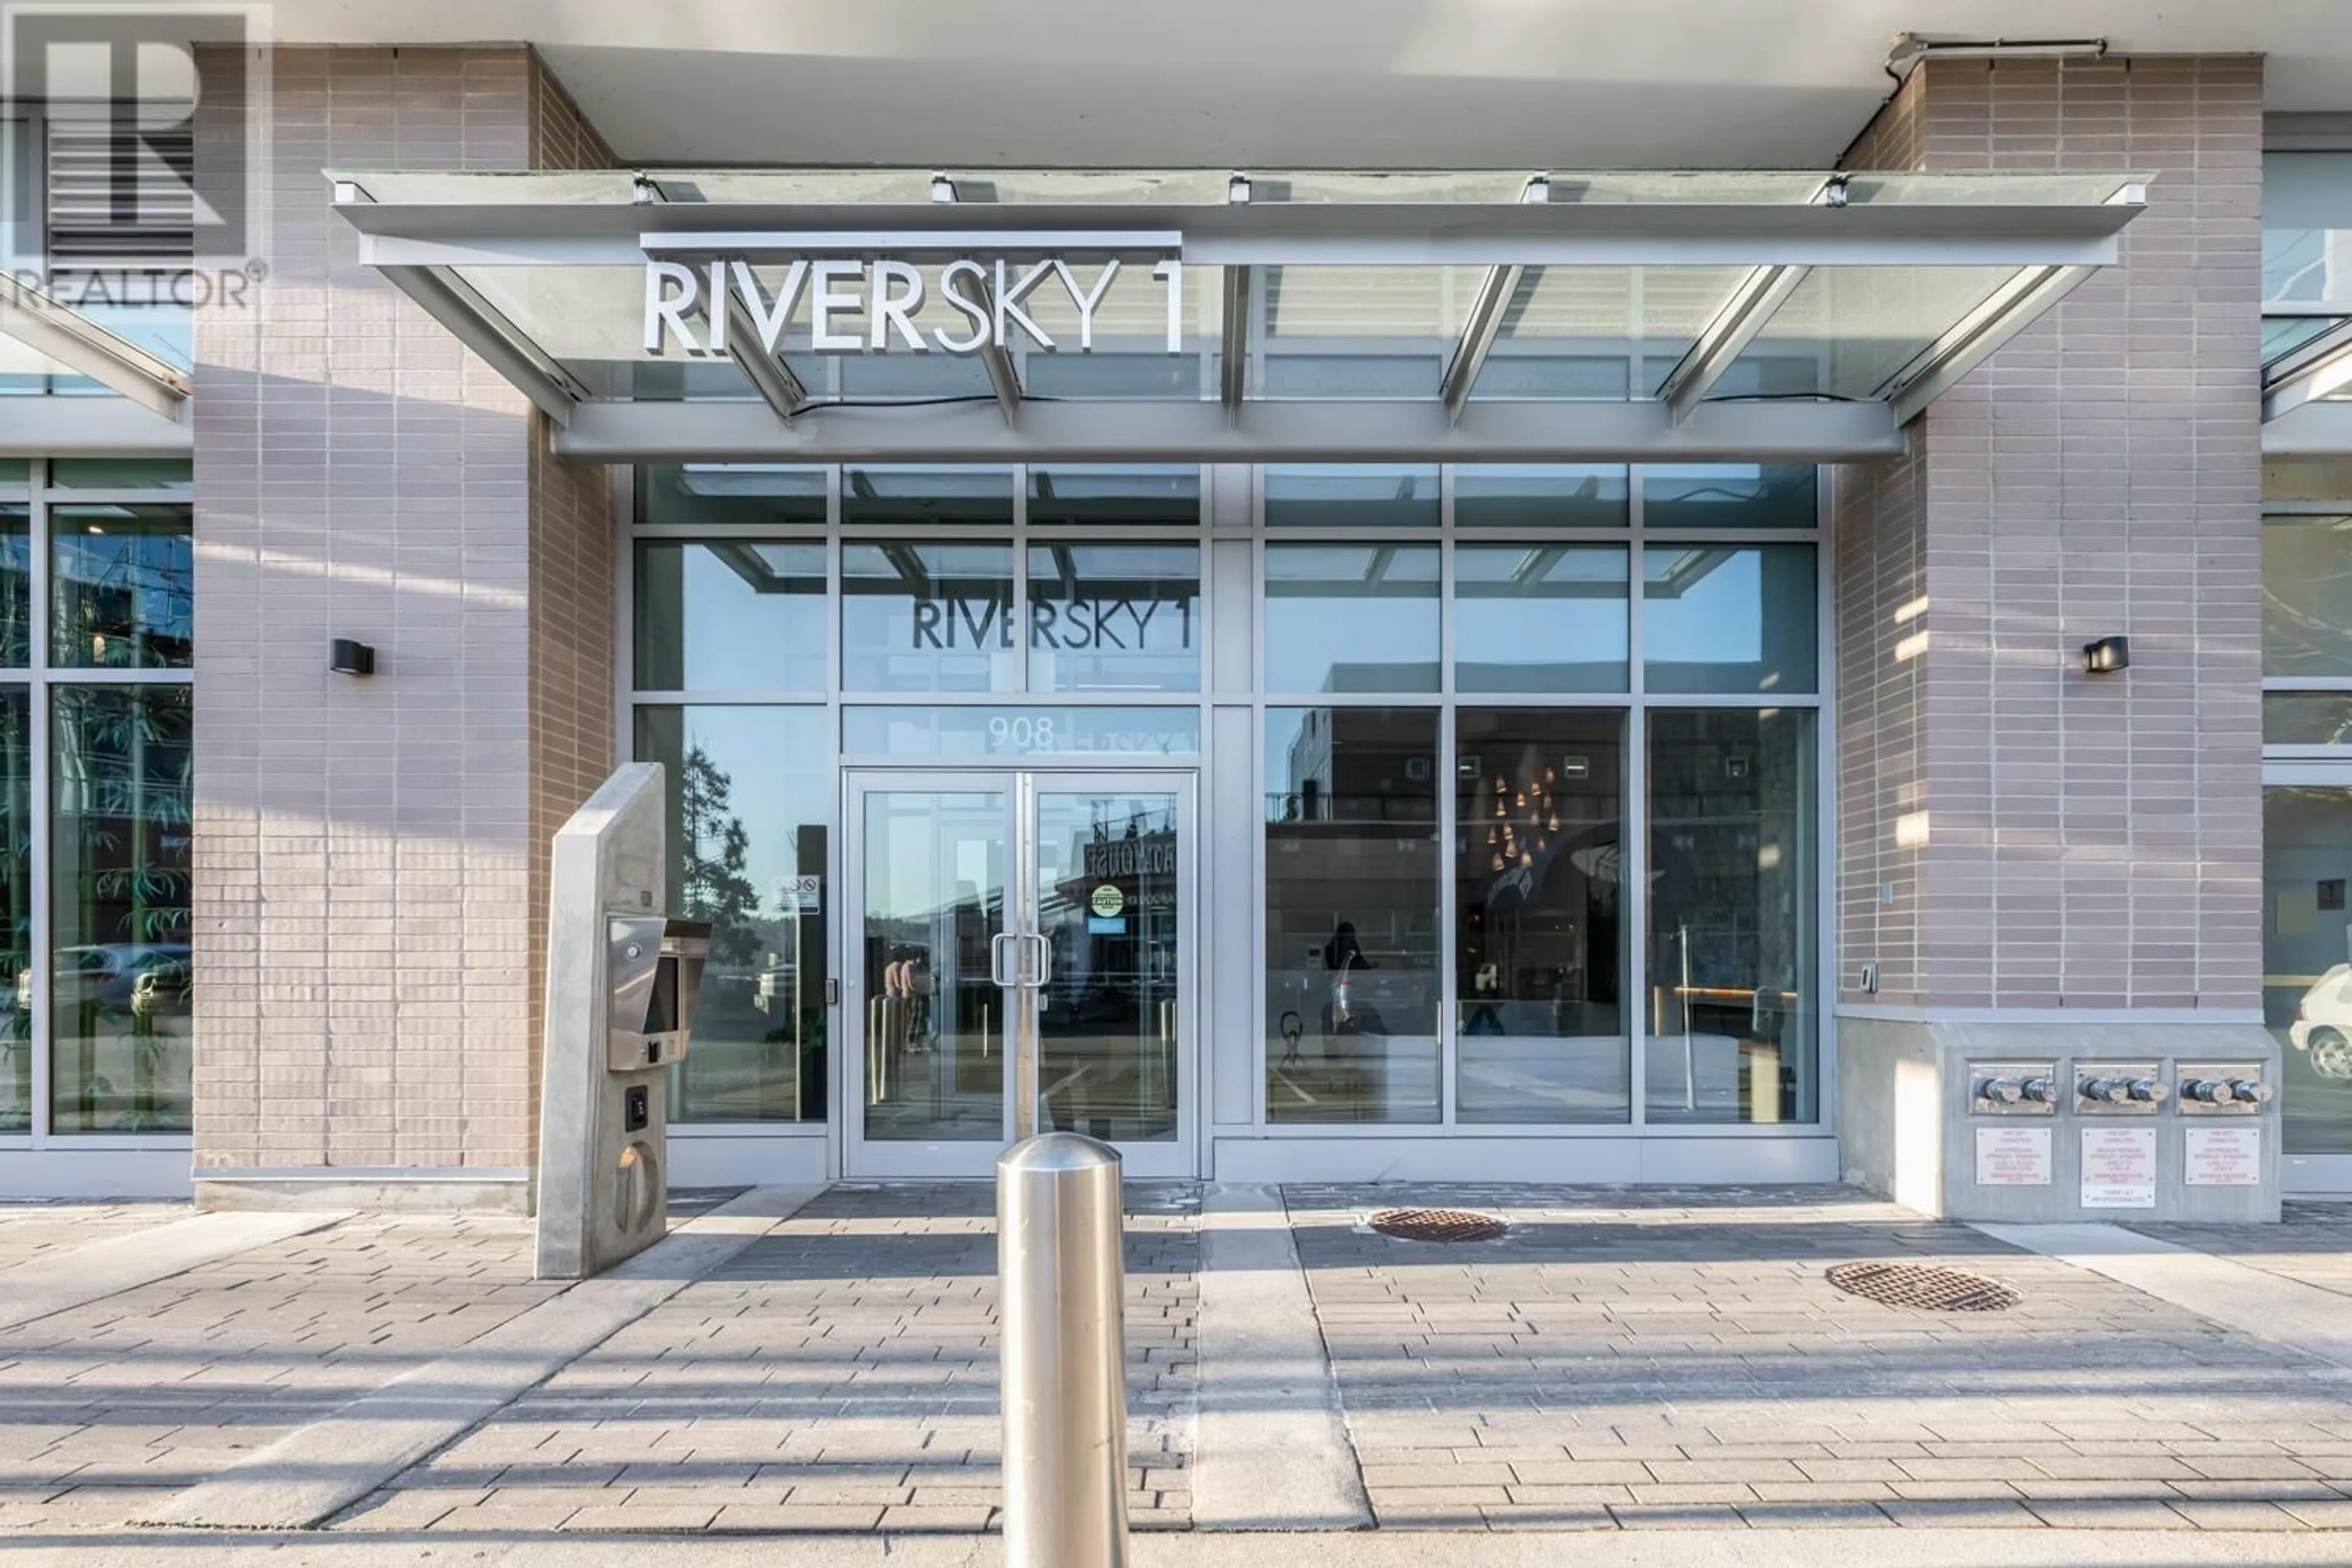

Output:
xmin=839 ymin=764 xmax=1202 ymax=1179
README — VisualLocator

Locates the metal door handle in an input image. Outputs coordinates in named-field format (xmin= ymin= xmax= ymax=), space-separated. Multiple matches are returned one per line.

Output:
xmin=1023 ymin=932 xmax=1052 ymax=987
xmin=991 ymin=932 xmax=1018 ymax=987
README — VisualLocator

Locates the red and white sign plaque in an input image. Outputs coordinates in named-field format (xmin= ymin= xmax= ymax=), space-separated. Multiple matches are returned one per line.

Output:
xmin=1975 ymin=1125 xmax=2052 ymax=1186
xmin=2185 ymin=1125 xmax=2261 ymax=1187
xmin=2081 ymin=1125 xmax=2157 ymax=1208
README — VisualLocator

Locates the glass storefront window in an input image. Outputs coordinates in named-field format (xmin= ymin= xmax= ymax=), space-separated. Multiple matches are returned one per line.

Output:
xmin=1643 ymin=465 xmax=1817 ymax=530
xmin=2266 ymin=786 xmax=2352 ymax=1153
xmin=2269 ymin=694 xmax=2352 ymax=746
xmin=1264 ymin=465 xmax=1441 ymax=528
xmin=1455 ymin=709 xmax=1628 ymax=1123
xmin=1645 ymin=707 xmax=1816 ymax=1125
xmin=46 ymin=458 xmax=194 ymax=495
xmin=50 ymin=684 xmax=192 ymax=1133
xmin=635 ymin=541 xmax=826 ymax=691
xmin=2266 ymin=153 xmax=2352 ymax=307
xmin=1642 ymin=543 xmax=1817 ymax=694
xmin=0 ymin=505 xmax=27 ymax=668
xmin=1453 ymin=545 xmax=1629 ymax=693
xmin=51 ymin=504 xmax=193 ymax=669
xmin=636 ymin=704 xmax=830 ymax=1123
xmin=0 ymin=689 xmax=25 ymax=1132
xmin=842 ymin=541 xmax=1017 ymax=693
xmin=842 ymin=465 xmax=1014 ymax=527
xmin=1028 ymin=466 xmax=1201 ymax=527
xmin=1455 ymin=465 xmax=1630 ymax=529
xmin=640 ymin=464 xmax=827 ymax=527
xmin=1262 ymin=544 xmax=1440 ymax=693
xmin=1027 ymin=543 xmax=1200 ymax=693
xmin=2264 ymin=515 xmax=2352 ymax=679
xmin=1265 ymin=706 xmax=1441 ymax=1124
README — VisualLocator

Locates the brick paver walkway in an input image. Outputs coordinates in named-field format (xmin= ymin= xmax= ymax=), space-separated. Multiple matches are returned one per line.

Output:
xmin=15 ymin=1182 xmax=2352 ymax=1539
xmin=0 ymin=1200 xmax=189 ymax=1269
xmin=1287 ymin=1184 xmax=2352 ymax=1532
xmin=0 ymin=1212 xmax=560 ymax=1532
xmin=336 ymin=1182 xmax=1200 ymax=1536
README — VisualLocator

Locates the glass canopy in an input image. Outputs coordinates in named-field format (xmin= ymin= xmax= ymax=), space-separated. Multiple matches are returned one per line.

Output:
xmin=329 ymin=166 xmax=2147 ymax=462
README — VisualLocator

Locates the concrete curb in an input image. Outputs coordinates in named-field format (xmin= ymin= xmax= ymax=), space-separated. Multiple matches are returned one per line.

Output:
xmin=1191 ymin=1182 xmax=1371 ymax=1531
xmin=0 ymin=1208 xmax=348 ymax=1333
xmin=140 ymin=1183 xmax=824 ymax=1532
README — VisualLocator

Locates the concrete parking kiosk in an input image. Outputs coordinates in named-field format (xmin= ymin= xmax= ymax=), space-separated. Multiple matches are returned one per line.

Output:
xmin=535 ymin=762 xmax=712 ymax=1278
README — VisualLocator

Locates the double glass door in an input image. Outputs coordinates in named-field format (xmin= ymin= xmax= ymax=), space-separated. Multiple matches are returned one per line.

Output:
xmin=844 ymin=769 xmax=1194 ymax=1177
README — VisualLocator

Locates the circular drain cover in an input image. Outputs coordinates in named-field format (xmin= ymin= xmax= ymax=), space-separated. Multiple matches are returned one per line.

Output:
xmin=1826 ymin=1261 xmax=2021 ymax=1312
xmin=1368 ymin=1207 xmax=1507 ymax=1243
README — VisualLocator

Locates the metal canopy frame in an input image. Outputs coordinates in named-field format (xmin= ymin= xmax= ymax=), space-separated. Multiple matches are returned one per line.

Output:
xmin=2265 ymin=316 xmax=2352 ymax=423
xmin=0 ymin=271 xmax=192 ymax=423
xmin=327 ymin=167 xmax=2150 ymax=463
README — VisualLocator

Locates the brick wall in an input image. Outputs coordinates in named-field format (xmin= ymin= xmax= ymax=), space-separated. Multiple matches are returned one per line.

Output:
xmin=191 ymin=47 xmax=616 ymax=1182
xmin=1833 ymin=56 xmax=2265 ymax=1012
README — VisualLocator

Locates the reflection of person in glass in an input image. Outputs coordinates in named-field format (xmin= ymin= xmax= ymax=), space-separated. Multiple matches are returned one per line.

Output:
xmin=1322 ymin=921 xmax=1378 ymax=1036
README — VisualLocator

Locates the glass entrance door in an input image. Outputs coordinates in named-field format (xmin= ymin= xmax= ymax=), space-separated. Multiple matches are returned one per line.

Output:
xmin=843 ymin=769 xmax=1195 ymax=1177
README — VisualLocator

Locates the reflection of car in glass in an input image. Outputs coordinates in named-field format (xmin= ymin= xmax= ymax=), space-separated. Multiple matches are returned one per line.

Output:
xmin=17 ymin=944 xmax=194 ymax=1014
xmin=754 ymin=959 xmax=796 ymax=1015
xmin=2291 ymin=965 xmax=2352 ymax=1079
xmin=130 ymin=959 xmax=193 ymax=1020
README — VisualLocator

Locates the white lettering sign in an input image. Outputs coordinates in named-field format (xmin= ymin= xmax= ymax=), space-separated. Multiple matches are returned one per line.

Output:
xmin=644 ymin=255 xmax=1184 ymax=357
xmin=2081 ymin=1125 xmax=2157 ymax=1208
xmin=2185 ymin=1124 xmax=2260 ymax=1186
xmin=1975 ymin=1125 xmax=2051 ymax=1187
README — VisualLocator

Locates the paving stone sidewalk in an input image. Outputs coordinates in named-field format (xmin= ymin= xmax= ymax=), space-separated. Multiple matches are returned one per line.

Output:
xmin=17 ymin=1180 xmax=2352 ymax=1540
xmin=0 ymin=1200 xmax=189 ymax=1270
xmin=335 ymin=1182 xmax=1201 ymax=1537
xmin=0 ymin=1212 xmax=561 ymax=1532
xmin=1287 ymin=1183 xmax=2352 ymax=1534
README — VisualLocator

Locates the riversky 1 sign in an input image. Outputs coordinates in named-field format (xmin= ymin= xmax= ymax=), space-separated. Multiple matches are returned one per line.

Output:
xmin=643 ymin=254 xmax=1185 ymax=358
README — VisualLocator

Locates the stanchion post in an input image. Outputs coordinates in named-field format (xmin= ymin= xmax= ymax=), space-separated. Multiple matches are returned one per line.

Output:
xmin=998 ymin=1131 xmax=1129 ymax=1568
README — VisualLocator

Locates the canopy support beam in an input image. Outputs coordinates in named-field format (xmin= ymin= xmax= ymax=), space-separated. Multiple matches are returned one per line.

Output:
xmin=718 ymin=276 xmax=813 ymax=423
xmin=1882 ymin=263 xmax=2097 ymax=425
xmin=1439 ymin=176 xmax=1548 ymax=425
xmin=1219 ymin=266 xmax=1250 ymax=411
xmin=377 ymin=264 xmax=580 ymax=424
xmin=2265 ymin=317 xmax=2352 ymax=422
xmin=930 ymin=176 xmax=1023 ymax=424
xmin=0 ymin=271 xmax=192 ymax=422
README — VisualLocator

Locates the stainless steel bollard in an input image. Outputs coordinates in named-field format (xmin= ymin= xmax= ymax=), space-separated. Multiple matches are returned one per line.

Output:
xmin=998 ymin=1132 xmax=1129 ymax=1568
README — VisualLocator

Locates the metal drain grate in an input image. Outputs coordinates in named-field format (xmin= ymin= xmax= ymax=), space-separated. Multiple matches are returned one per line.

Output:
xmin=1367 ymin=1207 xmax=1508 ymax=1243
xmin=1826 ymin=1261 xmax=2022 ymax=1312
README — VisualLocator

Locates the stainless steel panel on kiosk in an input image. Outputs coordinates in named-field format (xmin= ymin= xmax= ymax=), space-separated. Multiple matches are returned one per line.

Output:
xmin=607 ymin=916 xmax=709 ymax=1072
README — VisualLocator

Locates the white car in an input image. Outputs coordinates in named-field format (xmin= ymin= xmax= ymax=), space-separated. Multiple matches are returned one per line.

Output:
xmin=2290 ymin=964 xmax=2352 ymax=1078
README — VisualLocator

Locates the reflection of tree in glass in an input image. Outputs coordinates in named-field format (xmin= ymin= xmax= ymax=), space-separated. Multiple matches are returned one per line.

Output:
xmin=0 ymin=692 xmax=27 ymax=1126
xmin=679 ymin=742 xmax=760 ymax=965
xmin=73 ymin=688 xmax=192 ymax=942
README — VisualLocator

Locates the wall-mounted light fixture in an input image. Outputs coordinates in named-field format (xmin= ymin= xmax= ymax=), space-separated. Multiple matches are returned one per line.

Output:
xmin=330 ymin=638 xmax=376 ymax=677
xmin=2082 ymin=635 xmax=2130 ymax=675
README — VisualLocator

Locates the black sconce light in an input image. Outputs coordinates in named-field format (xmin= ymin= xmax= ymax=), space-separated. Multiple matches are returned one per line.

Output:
xmin=330 ymin=638 xmax=377 ymax=677
xmin=2082 ymin=635 xmax=2130 ymax=675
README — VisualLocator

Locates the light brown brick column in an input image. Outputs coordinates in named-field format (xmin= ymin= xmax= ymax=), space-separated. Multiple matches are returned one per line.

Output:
xmin=1831 ymin=56 xmax=2274 ymax=1216
xmin=189 ymin=47 xmax=616 ymax=1208
xmin=1836 ymin=55 xmax=2265 ymax=1015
